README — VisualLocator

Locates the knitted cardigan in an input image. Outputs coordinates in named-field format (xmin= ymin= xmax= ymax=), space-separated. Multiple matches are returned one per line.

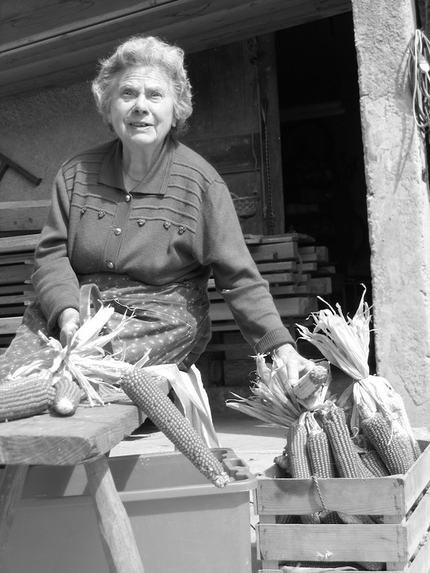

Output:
xmin=32 ymin=137 xmax=294 ymax=355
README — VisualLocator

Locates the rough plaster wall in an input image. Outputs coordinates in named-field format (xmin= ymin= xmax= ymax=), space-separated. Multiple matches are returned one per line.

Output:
xmin=352 ymin=0 xmax=430 ymax=425
xmin=0 ymin=81 xmax=112 ymax=202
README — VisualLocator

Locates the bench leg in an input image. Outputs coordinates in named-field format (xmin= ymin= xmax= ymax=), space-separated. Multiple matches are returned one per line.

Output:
xmin=0 ymin=465 xmax=28 ymax=566
xmin=85 ymin=455 xmax=145 ymax=573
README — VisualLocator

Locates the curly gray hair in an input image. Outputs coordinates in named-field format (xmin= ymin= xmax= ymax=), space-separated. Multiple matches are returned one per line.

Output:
xmin=92 ymin=35 xmax=193 ymax=137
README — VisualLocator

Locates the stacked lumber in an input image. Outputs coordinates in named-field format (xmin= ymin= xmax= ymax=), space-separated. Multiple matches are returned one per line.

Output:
xmin=208 ymin=233 xmax=337 ymax=330
xmin=0 ymin=234 xmax=39 ymax=352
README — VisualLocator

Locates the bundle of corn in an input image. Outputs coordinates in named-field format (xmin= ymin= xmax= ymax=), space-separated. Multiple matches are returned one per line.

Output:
xmin=226 ymin=353 xmax=304 ymax=428
xmin=226 ymin=353 xmax=331 ymax=428
xmin=296 ymin=287 xmax=421 ymax=475
xmin=1 ymin=294 xmax=138 ymax=422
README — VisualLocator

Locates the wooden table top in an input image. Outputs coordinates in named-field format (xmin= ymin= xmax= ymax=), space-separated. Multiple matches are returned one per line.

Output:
xmin=0 ymin=400 xmax=144 ymax=466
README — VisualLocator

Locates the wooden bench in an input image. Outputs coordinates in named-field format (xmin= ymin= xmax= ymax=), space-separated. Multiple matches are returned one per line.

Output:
xmin=0 ymin=401 xmax=148 ymax=573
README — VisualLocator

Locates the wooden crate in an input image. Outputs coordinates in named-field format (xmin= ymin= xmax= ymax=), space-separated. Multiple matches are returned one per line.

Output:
xmin=254 ymin=440 xmax=430 ymax=573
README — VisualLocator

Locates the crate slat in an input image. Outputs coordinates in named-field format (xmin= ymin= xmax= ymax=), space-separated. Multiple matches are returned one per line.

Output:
xmin=258 ymin=522 xmax=402 ymax=562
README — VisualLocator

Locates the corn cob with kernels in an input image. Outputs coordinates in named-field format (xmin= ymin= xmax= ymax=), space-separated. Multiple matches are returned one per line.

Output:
xmin=287 ymin=413 xmax=321 ymax=523
xmin=52 ymin=376 xmax=82 ymax=416
xmin=292 ymin=363 xmax=330 ymax=401
xmin=319 ymin=403 xmax=364 ymax=478
xmin=0 ymin=373 xmax=56 ymax=422
xmin=359 ymin=449 xmax=390 ymax=477
xmin=361 ymin=411 xmax=416 ymax=475
xmin=120 ymin=367 xmax=229 ymax=488
xmin=306 ymin=412 xmax=336 ymax=478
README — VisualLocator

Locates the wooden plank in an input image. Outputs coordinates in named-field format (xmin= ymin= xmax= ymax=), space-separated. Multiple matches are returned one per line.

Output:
xmin=262 ymin=272 xmax=309 ymax=285
xmin=0 ymin=0 xmax=352 ymax=98
xmin=0 ymin=284 xmax=34 ymax=296
xmin=257 ymin=522 xmax=403 ymax=563
xmin=257 ymin=260 xmax=297 ymax=273
xmin=248 ymin=241 xmax=299 ymax=262
xmin=0 ymin=253 xmax=34 ymax=265
xmin=0 ymin=265 xmax=33 ymax=285
xmin=0 ymin=201 xmax=50 ymax=232
xmin=209 ymin=296 xmax=317 ymax=322
xmin=299 ymin=245 xmax=329 ymax=262
xmin=0 ymin=234 xmax=40 ymax=255
xmin=0 ymin=306 xmax=26 ymax=317
xmin=0 ymin=465 xmax=28 ymax=571
xmin=256 ymin=443 xmax=430 ymax=516
xmin=0 ymin=402 xmax=146 ymax=465
xmin=0 ymin=317 xmax=23 ymax=335
xmin=0 ymin=0 xmax=174 ymax=50
xmin=0 ymin=292 xmax=36 ymax=306
xmin=85 ymin=455 xmax=145 ymax=573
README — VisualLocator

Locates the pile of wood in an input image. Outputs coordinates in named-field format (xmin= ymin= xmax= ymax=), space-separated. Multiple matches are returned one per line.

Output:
xmin=0 ymin=234 xmax=39 ymax=352
xmin=208 ymin=232 xmax=337 ymax=330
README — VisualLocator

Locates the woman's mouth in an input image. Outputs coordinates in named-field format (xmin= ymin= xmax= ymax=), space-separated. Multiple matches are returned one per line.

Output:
xmin=129 ymin=121 xmax=152 ymax=128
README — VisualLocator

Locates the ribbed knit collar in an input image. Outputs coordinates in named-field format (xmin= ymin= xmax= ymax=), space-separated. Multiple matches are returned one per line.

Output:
xmin=98 ymin=136 xmax=176 ymax=195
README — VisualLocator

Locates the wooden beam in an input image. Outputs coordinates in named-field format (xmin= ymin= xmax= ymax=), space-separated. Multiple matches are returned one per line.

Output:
xmin=0 ymin=0 xmax=352 ymax=99
xmin=0 ymin=201 xmax=50 ymax=232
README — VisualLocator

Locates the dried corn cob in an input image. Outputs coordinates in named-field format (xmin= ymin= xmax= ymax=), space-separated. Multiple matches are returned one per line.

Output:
xmin=320 ymin=511 xmax=343 ymax=524
xmin=320 ymin=403 xmax=363 ymax=478
xmin=52 ymin=377 xmax=82 ymax=416
xmin=292 ymin=363 xmax=329 ymax=400
xmin=120 ymin=368 xmax=229 ymax=488
xmin=360 ymin=449 xmax=390 ymax=477
xmin=306 ymin=413 xmax=336 ymax=478
xmin=287 ymin=414 xmax=321 ymax=523
xmin=288 ymin=415 xmax=312 ymax=479
xmin=361 ymin=412 xmax=416 ymax=475
xmin=0 ymin=373 xmax=56 ymax=422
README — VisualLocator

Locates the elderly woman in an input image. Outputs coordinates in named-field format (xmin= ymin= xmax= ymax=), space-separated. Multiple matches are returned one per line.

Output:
xmin=4 ymin=35 xmax=310 ymax=385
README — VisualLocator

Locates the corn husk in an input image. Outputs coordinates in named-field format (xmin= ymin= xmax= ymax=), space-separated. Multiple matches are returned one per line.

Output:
xmin=6 ymin=303 xmax=143 ymax=407
xmin=226 ymin=354 xmax=331 ymax=428
xmin=296 ymin=287 xmax=420 ymax=461
xmin=296 ymin=287 xmax=371 ymax=381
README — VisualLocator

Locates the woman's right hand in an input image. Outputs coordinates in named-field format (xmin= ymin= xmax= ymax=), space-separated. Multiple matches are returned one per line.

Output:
xmin=58 ymin=308 xmax=80 ymax=347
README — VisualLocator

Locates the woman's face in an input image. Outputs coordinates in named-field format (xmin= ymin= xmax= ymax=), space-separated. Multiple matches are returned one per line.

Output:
xmin=108 ymin=65 xmax=176 ymax=156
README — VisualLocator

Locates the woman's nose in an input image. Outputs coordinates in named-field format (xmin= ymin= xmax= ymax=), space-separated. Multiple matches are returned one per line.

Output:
xmin=133 ymin=94 xmax=148 ymax=113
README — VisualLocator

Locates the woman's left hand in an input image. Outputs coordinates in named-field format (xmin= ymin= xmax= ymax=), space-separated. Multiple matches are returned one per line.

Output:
xmin=273 ymin=343 xmax=314 ymax=386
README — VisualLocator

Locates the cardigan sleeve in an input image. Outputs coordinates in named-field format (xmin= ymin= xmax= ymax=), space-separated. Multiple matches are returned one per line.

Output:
xmin=32 ymin=167 xmax=80 ymax=333
xmin=194 ymin=178 xmax=295 ymax=354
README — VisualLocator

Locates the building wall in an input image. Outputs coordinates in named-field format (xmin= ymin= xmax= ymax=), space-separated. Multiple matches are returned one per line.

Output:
xmin=0 ymin=81 xmax=110 ymax=203
xmin=352 ymin=0 xmax=430 ymax=426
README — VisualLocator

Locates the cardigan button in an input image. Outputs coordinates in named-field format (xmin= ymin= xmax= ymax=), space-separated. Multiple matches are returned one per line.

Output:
xmin=114 ymin=228 xmax=122 ymax=236
xmin=81 ymin=207 xmax=87 ymax=214
xmin=178 ymin=226 xmax=186 ymax=235
xmin=125 ymin=194 xmax=132 ymax=202
xmin=98 ymin=211 xmax=105 ymax=218
xmin=107 ymin=261 xmax=114 ymax=269
xmin=138 ymin=219 xmax=146 ymax=226
xmin=164 ymin=221 xmax=171 ymax=229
